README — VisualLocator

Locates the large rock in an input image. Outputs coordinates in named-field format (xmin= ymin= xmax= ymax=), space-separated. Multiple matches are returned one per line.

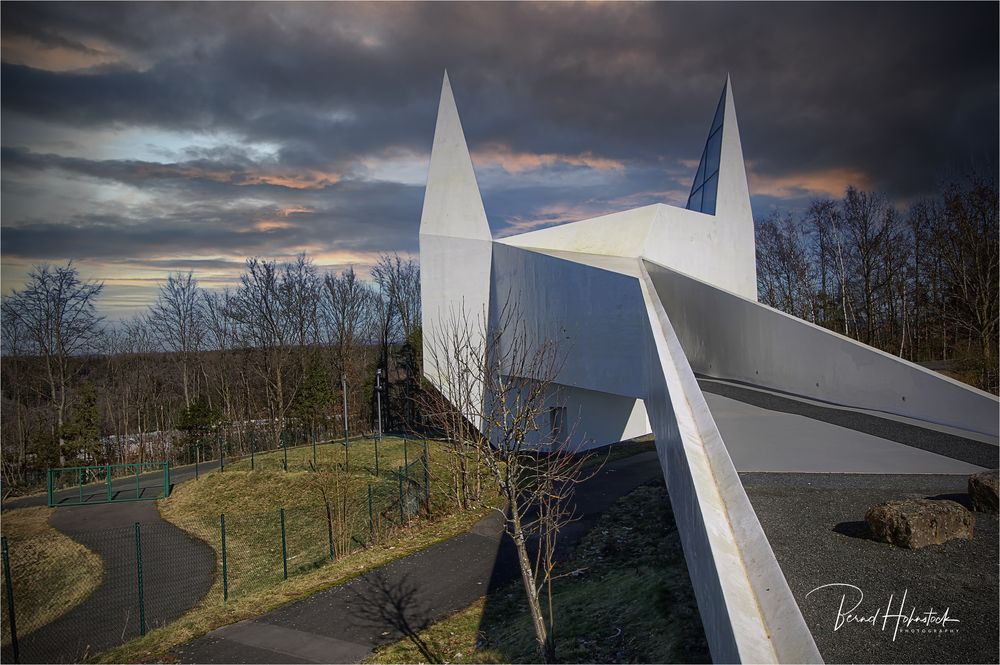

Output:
xmin=968 ymin=469 xmax=999 ymax=514
xmin=865 ymin=499 xmax=974 ymax=549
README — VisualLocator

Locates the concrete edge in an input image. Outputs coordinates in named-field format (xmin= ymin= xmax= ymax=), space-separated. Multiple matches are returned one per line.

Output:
xmin=638 ymin=263 xmax=823 ymax=664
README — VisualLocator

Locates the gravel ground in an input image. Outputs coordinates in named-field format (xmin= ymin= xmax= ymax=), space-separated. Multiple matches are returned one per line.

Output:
xmin=700 ymin=378 xmax=997 ymax=468
xmin=742 ymin=472 xmax=999 ymax=664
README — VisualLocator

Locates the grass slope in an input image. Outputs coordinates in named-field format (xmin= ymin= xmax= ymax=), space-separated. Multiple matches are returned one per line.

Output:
xmin=0 ymin=506 xmax=103 ymax=645
xmin=369 ymin=478 xmax=710 ymax=664
xmin=98 ymin=437 xmax=494 ymax=663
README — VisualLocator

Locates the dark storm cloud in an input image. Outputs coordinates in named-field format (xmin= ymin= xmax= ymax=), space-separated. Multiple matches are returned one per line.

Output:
xmin=2 ymin=2 xmax=997 ymax=316
xmin=4 ymin=3 xmax=996 ymax=182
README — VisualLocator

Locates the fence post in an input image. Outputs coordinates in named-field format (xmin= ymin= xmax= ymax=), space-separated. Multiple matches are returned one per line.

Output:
xmin=134 ymin=523 xmax=146 ymax=636
xmin=279 ymin=508 xmax=288 ymax=580
xmin=374 ymin=436 xmax=380 ymax=477
xmin=135 ymin=464 xmax=140 ymax=500
xmin=423 ymin=440 xmax=430 ymax=514
xmin=312 ymin=432 xmax=317 ymax=468
xmin=165 ymin=462 xmax=171 ymax=498
xmin=367 ymin=484 xmax=374 ymax=541
xmin=220 ymin=447 xmax=224 ymax=472
xmin=404 ymin=439 xmax=408 ymax=471
xmin=2 ymin=537 xmax=19 ymax=664
xmin=47 ymin=468 xmax=54 ymax=508
xmin=251 ymin=432 xmax=255 ymax=471
xmin=283 ymin=438 xmax=288 ymax=472
xmin=195 ymin=445 xmax=200 ymax=480
xmin=325 ymin=503 xmax=335 ymax=560
xmin=79 ymin=468 xmax=84 ymax=505
xmin=398 ymin=467 xmax=405 ymax=523
xmin=106 ymin=464 xmax=112 ymax=502
xmin=220 ymin=514 xmax=228 ymax=601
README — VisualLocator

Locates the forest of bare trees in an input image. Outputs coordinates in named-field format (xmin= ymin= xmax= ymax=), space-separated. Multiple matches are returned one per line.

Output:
xmin=755 ymin=172 xmax=998 ymax=393
xmin=1 ymin=254 xmax=421 ymax=493
xmin=1 ymin=170 xmax=996 ymax=495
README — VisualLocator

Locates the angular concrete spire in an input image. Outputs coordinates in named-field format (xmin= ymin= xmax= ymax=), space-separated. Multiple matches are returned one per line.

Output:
xmin=419 ymin=71 xmax=491 ymax=241
xmin=714 ymin=74 xmax=753 ymax=225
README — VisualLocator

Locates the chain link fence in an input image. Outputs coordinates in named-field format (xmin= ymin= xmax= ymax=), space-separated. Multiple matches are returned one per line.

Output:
xmin=1 ymin=441 xmax=433 ymax=663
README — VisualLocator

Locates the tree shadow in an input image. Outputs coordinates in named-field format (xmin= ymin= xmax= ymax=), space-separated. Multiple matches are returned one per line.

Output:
xmin=347 ymin=570 xmax=444 ymax=664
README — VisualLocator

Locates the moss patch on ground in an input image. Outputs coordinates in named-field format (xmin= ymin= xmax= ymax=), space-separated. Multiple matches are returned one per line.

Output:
xmin=1 ymin=506 xmax=103 ymax=645
xmin=368 ymin=478 xmax=710 ymax=664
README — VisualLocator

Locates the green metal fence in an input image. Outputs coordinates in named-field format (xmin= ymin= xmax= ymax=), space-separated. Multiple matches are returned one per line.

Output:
xmin=46 ymin=462 xmax=171 ymax=507
xmin=3 ymin=441 xmax=434 ymax=662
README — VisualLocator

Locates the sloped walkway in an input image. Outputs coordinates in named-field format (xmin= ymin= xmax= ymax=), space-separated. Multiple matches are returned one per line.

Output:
xmin=3 ymin=499 xmax=216 ymax=663
xmin=174 ymin=450 xmax=663 ymax=664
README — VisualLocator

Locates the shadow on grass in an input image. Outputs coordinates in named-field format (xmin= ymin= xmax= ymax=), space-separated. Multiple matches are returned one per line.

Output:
xmin=474 ymin=477 xmax=710 ymax=664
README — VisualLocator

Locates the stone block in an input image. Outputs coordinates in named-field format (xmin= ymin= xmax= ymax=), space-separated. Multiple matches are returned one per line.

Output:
xmin=968 ymin=469 xmax=999 ymax=514
xmin=865 ymin=498 xmax=974 ymax=549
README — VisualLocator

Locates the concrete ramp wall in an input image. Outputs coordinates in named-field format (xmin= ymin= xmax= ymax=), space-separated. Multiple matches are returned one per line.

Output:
xmin=645 ymin=260 xmax=999 ymax=439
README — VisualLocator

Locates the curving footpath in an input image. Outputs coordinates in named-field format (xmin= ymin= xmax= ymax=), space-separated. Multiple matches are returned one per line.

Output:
xmin=2 ymin=469 xmax=215 ymax=663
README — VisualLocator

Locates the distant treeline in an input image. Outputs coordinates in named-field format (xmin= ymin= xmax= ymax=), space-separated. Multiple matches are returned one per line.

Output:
xmin=755 ymin=172 xmax=998 ymax=393
xmin=1 ymin=254 xmax=422 ymax=492
xmin=2 ymin=171 xmax=997 ymax=493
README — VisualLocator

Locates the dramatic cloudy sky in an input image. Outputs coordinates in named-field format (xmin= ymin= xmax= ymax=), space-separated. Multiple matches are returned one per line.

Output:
xmin=2 ymin=2 xmax=997 ymax=319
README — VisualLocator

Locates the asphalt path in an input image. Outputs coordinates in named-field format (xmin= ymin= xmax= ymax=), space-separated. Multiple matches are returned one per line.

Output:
xmin=4 ymin=460 xmax=203 ymax=510
xmin=2 ymin=465 xmax=215 ymax=663
xmin=174 ymin=450 xmax=664 ymax=664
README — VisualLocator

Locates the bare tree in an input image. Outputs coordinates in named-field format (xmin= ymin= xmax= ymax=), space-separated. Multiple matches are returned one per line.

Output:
xmin=938 ymin=175 xmax=999 ymax=390
xmin=148 ymin=272 xmax=205 ymax=409
xmin=1 ymin=263 xmax=104 ymax=463
xmin=371 ymin=254 xmax=421 ymax=341
xmin=422 ymin=299 xmax=593 ymax=662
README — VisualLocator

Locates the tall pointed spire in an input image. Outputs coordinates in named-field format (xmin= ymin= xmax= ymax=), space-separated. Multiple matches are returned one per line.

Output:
xmin=420 ymin=71 xmax=491 ymax=241
xmin=686 ymin=79 xmax=727 ymax=214
xmin=685 ymin=75 xmax=752 ymax=224
xmin=713 ymin=74 xmax=753 ymax=224
xmin=681 ymin=75 xmax=756 ymax=298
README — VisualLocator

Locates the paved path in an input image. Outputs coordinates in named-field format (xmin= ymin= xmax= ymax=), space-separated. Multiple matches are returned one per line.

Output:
xmin=174 ymin=450 xmax=663 ymax=664
xmin=4 ymin=461 xmax=203 ymax=510
xmin=2 ymin=469 xmax=216 ymax=663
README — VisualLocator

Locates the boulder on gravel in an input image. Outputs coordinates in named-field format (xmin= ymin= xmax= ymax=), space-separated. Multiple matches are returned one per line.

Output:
xmin=865 ymin=498 xmax=974 ymax=549
xmin=968 ymin=469 xmax=999 ymax=514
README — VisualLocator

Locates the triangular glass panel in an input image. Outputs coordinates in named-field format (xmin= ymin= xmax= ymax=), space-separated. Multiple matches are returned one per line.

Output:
xmin=686 ymin=83 xmax=726 ymax=215
xmin=710 ymin=85 xmax=726 ymax=135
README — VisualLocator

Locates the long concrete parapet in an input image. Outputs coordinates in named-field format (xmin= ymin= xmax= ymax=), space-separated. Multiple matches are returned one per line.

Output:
xmin=638 ymin=262 xmax=823 ymax=664
xmin=645 ymin=260 xmax=999 ymax=440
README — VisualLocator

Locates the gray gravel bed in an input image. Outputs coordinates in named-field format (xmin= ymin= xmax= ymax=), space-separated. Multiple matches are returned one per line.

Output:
xmin=742 ymin=472 xmax=999 ymax=664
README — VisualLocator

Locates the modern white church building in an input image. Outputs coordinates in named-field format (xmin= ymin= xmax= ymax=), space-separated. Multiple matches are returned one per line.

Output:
xmin=418 ymin=73 xmax=999 ymax=664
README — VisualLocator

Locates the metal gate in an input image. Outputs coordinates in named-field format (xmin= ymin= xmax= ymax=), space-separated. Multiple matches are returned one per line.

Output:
xmin=46 ymin=462 xmax=171 ymax=507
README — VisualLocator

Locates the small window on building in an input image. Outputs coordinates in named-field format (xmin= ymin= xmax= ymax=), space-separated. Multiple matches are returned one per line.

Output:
xmin=549 ymin=406 xmax=567 ymax=444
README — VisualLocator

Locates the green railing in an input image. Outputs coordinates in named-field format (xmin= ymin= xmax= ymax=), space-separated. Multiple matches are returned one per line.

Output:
xmin=46 ymin=462 xmax=171 ymax=507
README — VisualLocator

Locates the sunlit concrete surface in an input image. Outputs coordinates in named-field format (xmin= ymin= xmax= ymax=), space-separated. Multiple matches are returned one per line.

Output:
xmin=706 ymin=392 xmax=987 ymax=474
xmin=418 ymin=71 xmax=999 ymax=664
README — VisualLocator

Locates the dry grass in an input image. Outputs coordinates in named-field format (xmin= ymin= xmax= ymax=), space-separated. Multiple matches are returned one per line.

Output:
xmin=95 ymin=505 xmax=492 ymax=664
xmin=0 ymin=506 xmax=103 ymax=645
xmin=368 ymin=479 xmax=710 ymax=665
xmin=94 ymin=437 xmax=496 ymax=663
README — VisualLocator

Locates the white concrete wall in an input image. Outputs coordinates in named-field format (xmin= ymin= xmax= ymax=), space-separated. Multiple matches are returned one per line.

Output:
xmin=491 ymin=243 xmax=650 ymax=400
xmin=638 ymin=264 xmax=822 ymax=664
xmin=646 ymin=259 xmax=999 ymax=438
xmin=512 ymin=382 xmax=651 ymax=451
